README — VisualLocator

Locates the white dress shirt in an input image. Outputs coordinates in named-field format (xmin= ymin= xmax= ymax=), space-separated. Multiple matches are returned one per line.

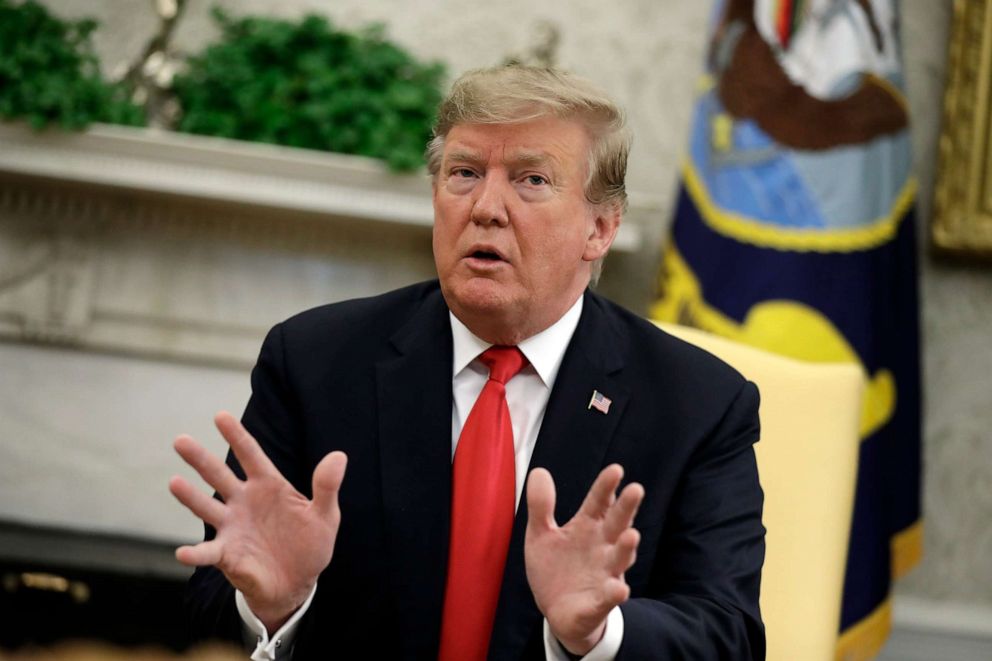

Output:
xmin=240 ymin=294 xmax=623 ymax=660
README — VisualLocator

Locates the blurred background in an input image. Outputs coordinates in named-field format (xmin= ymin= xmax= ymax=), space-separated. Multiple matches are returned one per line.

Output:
xmin=0 ymin=0 xmax=989 ymax=658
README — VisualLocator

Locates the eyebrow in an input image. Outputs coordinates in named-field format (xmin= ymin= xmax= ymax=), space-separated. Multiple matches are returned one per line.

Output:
xmin=510 ymin=152 xmax=555 ymax=168
xmin=444 ymin=148 xmax=485 ymax=166
xmin=444 ymin=148 xmax=557 ymax=170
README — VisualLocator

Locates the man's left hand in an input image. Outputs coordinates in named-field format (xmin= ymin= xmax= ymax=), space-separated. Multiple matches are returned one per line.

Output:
xmin=524 ymin=464 xmax=644 ymax=656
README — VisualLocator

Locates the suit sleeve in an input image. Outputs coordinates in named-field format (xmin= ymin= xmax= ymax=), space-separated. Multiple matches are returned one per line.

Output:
xmin=185 ymin=322 xmax=308 ymax=644
xmin=618 ymin=380 xmax=765 ymax=659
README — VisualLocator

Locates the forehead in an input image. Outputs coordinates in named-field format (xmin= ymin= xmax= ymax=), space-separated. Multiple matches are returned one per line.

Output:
xmin=443 ymin=117 xmax=591 ymax=171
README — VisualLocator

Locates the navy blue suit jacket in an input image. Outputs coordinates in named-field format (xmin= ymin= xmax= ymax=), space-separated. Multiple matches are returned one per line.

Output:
xmin=187 ymin=280 xmax=765 ymax=659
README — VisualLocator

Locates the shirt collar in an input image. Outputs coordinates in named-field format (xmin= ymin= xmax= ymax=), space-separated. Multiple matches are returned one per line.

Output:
xmin=449 ymin=294 xmax=584 ymax=388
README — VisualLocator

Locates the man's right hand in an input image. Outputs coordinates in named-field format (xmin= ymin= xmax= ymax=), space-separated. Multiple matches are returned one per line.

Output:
xmin=169 ymin=411 xmax=347 ymax=633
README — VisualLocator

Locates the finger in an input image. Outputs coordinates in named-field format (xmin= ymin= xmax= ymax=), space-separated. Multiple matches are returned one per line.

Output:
xmin=311 ymin=451 xmax=348 ymax=520
xmin=602 ymin=481 xmax=645 ymax=542
xmin=214 ymin=411 xmax=277 ymax=479
xmin=174 ymin=434 xmax=241 ymax=499
xmin=175 ymin=539 xmax=223 ymax=567
xmin=577 ymin=464 xmax=624 ymax=520
xmin=608 ymin=527 xmax=641 ymax=575
xmin=169 ymin=475 xmax=227 ymax=526
xmin=526 ymin=468 xmax=558 ymax=532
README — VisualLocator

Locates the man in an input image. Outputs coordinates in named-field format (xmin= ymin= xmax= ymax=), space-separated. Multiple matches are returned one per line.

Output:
xmin=170 ymin=66 xmax=765 ymax=659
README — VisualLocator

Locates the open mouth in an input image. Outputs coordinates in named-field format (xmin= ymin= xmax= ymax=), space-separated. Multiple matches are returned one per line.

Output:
xmin=470 ymin=250 xmax=503 ymax=261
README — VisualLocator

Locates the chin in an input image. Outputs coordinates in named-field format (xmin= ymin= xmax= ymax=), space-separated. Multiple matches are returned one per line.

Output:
xmin=448 ymin=279 xmax=512 ymax=312
xmin=441 ymin=276 xmax=521 ymax=326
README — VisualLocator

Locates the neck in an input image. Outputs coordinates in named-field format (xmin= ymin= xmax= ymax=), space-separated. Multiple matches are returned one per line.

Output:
xmin=452 ymin=291 xmax=585 ymax=346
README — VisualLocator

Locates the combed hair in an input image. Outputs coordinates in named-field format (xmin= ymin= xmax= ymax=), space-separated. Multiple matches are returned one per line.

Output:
xmin=426 ymin=65 xmax=631 ymax=213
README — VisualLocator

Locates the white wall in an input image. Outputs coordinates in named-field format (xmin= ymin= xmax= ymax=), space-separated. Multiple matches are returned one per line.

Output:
xmin=0 ymin=342 xmax=247 ymax=542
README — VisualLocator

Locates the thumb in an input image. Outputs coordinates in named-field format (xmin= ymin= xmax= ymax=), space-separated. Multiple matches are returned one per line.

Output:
xmin=312 ymin=450 xmax=348 ymax=520
xmin=526 ymin=467 xmax=558 ymax=533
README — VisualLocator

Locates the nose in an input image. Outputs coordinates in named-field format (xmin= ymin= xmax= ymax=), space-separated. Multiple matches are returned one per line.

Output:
xmin=470 ymin=176 xmax=510 ymax=227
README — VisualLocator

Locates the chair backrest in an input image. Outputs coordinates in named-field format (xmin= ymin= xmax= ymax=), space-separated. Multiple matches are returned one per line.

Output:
xmin=655 ymin=321 xmax=864 ymax=661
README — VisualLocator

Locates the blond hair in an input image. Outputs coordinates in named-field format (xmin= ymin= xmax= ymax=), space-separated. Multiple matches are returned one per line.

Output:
xmin=426 ymin=65 xmax=631 ymax=212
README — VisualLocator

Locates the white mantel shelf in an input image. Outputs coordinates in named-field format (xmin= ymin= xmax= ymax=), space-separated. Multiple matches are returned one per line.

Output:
xmin=0 ymin=119 xmax=664 ymax=371
xmin=0 ymin=122 xmax=658 ymax=252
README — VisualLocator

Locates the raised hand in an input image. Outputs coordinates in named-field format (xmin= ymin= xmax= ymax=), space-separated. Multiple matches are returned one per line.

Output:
xmin=524 ymin=464 xmax=644 ymax=656
xmin=169 ymin=411 xmax=347 ymax=633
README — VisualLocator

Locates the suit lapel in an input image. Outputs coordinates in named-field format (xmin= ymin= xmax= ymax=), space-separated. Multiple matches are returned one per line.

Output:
xmin=376 ymin=288 xmax=453 ymax=654
xmin=490 ymin=290 xmax=631 ymax=657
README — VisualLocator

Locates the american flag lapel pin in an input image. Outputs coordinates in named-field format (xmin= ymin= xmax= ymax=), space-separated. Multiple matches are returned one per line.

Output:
xmin=588 ymin=389 xmax=612 ymax=414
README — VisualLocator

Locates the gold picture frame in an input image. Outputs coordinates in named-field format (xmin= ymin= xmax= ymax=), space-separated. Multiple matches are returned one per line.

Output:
xmin=933 ymin=0 xmax=992 ymax=257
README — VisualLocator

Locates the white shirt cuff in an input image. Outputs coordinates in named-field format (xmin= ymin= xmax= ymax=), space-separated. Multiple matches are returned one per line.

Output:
xmin=543 ymin=605 xmax=624 ymax=661
xmin=236 ymin=584 xmax=317 ymax=661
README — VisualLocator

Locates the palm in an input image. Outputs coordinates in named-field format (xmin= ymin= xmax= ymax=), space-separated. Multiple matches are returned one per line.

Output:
xmin=170 ymin=411 xmax=347 ymax=629
xmin=525 ymin=465 xmax=643 ymax=654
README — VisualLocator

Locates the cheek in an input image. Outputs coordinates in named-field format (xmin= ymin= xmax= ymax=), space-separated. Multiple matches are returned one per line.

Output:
xmin=518 ymin=226 xmax=584 ymax=284
xmin=432 ymin=224 xmax=455 ymax=269
xmin=433 ymin=215 xmax=475 ymax=276
xmin=534 ymin=213 xmax=591 ymax=257
xmin=432 ymin=203 xmax=461 ymax=252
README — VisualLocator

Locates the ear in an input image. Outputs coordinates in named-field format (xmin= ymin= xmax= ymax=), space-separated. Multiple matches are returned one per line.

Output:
xmin=582 ymin=204 xmax=622 ymax=262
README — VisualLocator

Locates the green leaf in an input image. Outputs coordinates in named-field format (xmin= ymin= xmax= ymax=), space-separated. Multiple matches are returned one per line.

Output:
xmin=0 ymin=0 xmax=145 ymax=129
xmin=172 ymin=8 xmax=445 ymax=171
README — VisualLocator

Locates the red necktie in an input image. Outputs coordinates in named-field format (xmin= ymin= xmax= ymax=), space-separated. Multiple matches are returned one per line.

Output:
xmin=438 ymin=346 xmax=528 ymax=661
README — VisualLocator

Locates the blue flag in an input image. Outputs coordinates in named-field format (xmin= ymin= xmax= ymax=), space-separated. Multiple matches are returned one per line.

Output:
xmin=651 ymin=1 xmax=921 ymax=656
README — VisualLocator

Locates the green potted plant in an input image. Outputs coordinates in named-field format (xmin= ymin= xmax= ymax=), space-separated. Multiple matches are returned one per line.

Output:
xmin=173 ymin=9 xmax=446 ymax=171
xmin=0 ymin=0 xmax=144 ymax=129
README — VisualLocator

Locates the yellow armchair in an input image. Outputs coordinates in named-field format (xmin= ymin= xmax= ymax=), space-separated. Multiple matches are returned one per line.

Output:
xmin=655 ymin=322 xmax=864 ymax=661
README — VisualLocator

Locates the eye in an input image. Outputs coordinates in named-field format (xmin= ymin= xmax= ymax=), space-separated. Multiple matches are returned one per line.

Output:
xmin=450 ymin=167 xmax=477 ymax=179
xmin=524 ymin=174 xmax=549 ymax=186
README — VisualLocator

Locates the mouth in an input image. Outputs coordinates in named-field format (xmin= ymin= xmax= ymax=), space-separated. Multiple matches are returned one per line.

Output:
xmin=469 ymin=249 xmax=504 ymax=261
xmin=464 ymin=245 xmax=508 ymax=264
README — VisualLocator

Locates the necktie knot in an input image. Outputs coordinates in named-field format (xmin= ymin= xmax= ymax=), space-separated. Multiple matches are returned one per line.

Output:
xmin=480 ymin=346 xmax=527 ymax=385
